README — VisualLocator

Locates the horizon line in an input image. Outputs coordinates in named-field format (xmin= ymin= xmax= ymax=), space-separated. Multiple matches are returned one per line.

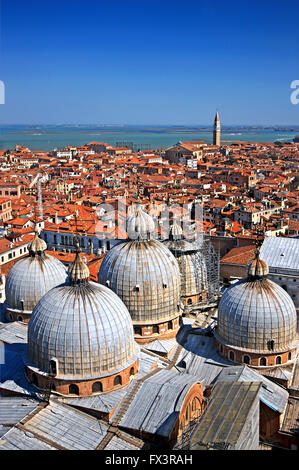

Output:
xmin=0 ymin=123 xmax=299 ymax=128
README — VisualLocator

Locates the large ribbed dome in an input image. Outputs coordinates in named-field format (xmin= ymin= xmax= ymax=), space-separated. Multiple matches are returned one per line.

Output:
xmin=27 ymin=280 xmax=139 ymax=379
xmin=98 ymin=239 xmax=181 ymax=325
xmin=5 ymin=233 xmax=67 ymax=314
xmin=217 ymin=270 xmax=297 ymax=353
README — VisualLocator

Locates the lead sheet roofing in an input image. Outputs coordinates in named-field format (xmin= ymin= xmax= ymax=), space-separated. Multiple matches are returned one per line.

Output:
xmin=116 ymin=369 xmax=202 ymax=437
xmin=215 ymin=365 xmax=289 ymax=413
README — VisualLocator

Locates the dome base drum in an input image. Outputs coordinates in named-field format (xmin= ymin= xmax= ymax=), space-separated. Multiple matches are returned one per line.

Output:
xmin=25 ymin=358 xmax=139 ymax=397
xmin=214 ymin=330 xmax=296 ymax=368
xmin=133 ymin=317 xmax=181 ymax=343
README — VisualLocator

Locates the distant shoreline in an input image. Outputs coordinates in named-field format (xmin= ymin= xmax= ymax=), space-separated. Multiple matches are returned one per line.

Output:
xmin=0 ymin=125 xmax=297 ymax=152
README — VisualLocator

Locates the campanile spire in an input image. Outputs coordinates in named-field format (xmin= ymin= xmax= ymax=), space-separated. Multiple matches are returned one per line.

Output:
xmin=213 ymin=110 xmax=221 ymax=146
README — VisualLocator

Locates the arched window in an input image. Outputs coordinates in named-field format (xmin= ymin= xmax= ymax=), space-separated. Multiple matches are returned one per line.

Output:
xmin=181 ymin=360 xmax=187 ymax=369
xmin=167 ymin=321 xmax=172 ymax=330
xmin=185 ymin=405 xmax=190 ymax=422
xmin=18 ymin=316 xmax=23 ymax=322
xmin=130 ymin=367 xmax=135 ymax=376
xmin=50 ymin=359 xmax=58 ymax=375
xmin=191 ymin=397 xmax=201 ymax=419
xmin=153 ymin=325 xmax=159 ymax=334
xmin=268 ymin=340 xmax=274 ymax=351
xmin=20 ymin=300 xmax=24 ymax=311
xmin=275 ymin=356 xmax=282 ymax=365
xmin=243 ymin=355 xmax=250 ymax=365
xmin=69 ymin=384 xmax=79 ymax=395
xmin=114 ymin=375 xmax=122 ymax=386
xmin=288 ymin=352 xmax=292 ymax=361
xmin=92 ymin=382 xmax=103 ymax=393
xmin=229 ymin=351 xmax=235 ymax=362
xmin=260 ymin=357 xmax=267 ymax=366
xmin=187 ymin=298 xmax=192 ymax=305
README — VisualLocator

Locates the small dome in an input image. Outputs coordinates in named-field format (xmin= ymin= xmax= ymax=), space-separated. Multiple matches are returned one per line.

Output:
xmin=170 ymin=221 xmax=183 ymax=240
xmin=27 ymin=229 xmax=47 ymax=255
xmin=98 ymin=239 xmax=181 ymax=325
xmin=217 ymin=276 xmax=297 ymax=353
xmin=5 ymin=249 xmax=68 ymax=313
xmin=27 ymin=281 xmax=139 ymax=379
xmin=126 ymin=204 xmax=155 ymax=240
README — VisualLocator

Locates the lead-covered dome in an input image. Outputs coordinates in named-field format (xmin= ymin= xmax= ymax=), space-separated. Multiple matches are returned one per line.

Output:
xmin=217 ymin=256 xmax=297 ymax=353
xmin=164 ymin=222 xmax=208 ymax=303
xmin=98 ymin=206 xmax=182 ymax=340
xmin=5 ymin=230 xmax=67 ymax=322
xmin=27 ymin=250 xmax=139 ymax=382
xmin=98 ymin=239 xmax=181 ymax=325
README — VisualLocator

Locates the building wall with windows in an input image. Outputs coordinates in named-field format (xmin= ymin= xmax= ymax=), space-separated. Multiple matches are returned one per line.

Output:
xmin=0 ymin=243 xmax=30 ymax=266
xmin=41 ymin=229 xmax=119 ymax=255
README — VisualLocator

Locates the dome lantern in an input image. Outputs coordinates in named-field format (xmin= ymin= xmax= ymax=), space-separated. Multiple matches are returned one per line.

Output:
xmin=68 ymin=241 xmax=90 ymax=285
xmin=247 ymin=245 xmax=269 ymax=279
xmin=169 ymin=219 xmax=183 ymax=241
xmin=27 ymin=227 xmax=47 ymax=257
xmin=126 ymin=203 xmax=155 ymax=241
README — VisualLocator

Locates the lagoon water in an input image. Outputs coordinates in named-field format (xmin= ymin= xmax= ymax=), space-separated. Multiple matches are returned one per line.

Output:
xmin=0 ymin=125 xmax=297 ymax=152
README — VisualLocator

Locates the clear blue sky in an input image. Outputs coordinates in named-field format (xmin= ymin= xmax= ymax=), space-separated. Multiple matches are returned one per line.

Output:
xmin=1 ymin=0 xmax=299 ymax=125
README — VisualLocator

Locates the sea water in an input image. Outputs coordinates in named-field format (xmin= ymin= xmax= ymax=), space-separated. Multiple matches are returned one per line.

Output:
xmin=0 ymin=124 xmax=297 ymax=152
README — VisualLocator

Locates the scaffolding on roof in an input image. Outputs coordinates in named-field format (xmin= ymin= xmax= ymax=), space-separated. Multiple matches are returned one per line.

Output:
xmin=201 ymin=238 xmax=220 ymax=304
